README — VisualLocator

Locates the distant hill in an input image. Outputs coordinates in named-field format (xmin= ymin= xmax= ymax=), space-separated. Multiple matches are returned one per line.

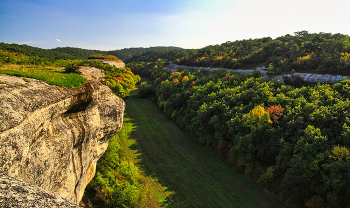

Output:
xmin=173 ymin=31 xmax=350 ymax=75
xmin=0 ymin=43 xmax=83 ymax=61
xmin=0 ymin=42 xmax=183 ymax=61
xmin=125 ymin=31 xmax=350 ymax=75
xmin=107 ymin=46 xmax=183 ymax=60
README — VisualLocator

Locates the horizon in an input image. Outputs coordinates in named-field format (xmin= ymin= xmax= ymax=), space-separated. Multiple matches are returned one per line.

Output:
xmin=1 ymin=0 xmax=350 ymax=50
xmin=0 ymin=43 xmax=186 ymax=51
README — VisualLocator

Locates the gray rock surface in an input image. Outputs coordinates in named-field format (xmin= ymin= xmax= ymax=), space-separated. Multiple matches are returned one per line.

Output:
xmin=0 ymin=174 xmax=81 ymax=208
xmin=0 ymin=67 xmax=125 ymax=204
xmin=79 ymin=67 xmax=105 ymax=82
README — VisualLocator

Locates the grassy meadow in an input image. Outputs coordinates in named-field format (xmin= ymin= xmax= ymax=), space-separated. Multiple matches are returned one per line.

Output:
xmin=105 ymin=85 xmax=286 ymax=207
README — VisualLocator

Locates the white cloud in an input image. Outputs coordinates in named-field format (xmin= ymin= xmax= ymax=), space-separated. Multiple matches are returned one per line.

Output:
xmin=18 ymin=41 xmax=40 ymax=45
xmin=55 ymin=39 xmax=61 ymax=42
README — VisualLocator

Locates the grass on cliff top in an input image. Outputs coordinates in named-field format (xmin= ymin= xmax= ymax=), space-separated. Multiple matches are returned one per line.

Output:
xmin=0 ymin=64 xmax=87 ymax=88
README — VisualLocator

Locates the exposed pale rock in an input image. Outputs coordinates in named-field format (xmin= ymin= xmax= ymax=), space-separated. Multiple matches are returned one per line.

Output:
xmin=0 ymin=68 xmax=125 ymax=204
xmin=79 ymin=67 xmax=105 ymax=82
xmin=0 ymin=174 xmax=81 ymax=208
xmin=102 ymin=60 xmax=125 ymax=68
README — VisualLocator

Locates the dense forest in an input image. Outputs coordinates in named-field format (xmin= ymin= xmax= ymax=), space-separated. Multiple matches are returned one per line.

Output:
xmin=173 ymin=31 xmax=350 ymax=75
xmin=127 ymin=32 xmax=350 ymax=208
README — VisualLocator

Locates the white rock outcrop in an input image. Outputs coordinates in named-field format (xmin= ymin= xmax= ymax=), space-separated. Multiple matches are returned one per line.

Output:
xmin=0 ymin=67 xmax=125 ymax=205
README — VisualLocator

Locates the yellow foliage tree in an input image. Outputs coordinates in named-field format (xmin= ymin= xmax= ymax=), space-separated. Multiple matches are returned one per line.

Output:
xmin=182 ymin=75 xmax=189 ymax=83
xmin=243 ymin=105 xmax=272 ymax=131
xmin=330 ymin=145 xmax=350 ymax=161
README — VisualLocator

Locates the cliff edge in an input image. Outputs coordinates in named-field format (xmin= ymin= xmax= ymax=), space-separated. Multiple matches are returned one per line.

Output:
xmin=0 ymin=67 xmax=125 ymax=205
xmin=0 ymin=174 xmax=81 ymax=208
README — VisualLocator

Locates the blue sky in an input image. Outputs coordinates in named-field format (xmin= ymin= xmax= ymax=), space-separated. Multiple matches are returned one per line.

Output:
xmin=1 ymin=0 xmax=349 ymax=50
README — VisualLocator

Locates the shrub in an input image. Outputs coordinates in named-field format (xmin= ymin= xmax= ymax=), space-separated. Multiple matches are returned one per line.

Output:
xmin=138 ymin=82 xmax=155 ymax=98
xmin=64 ymin=63 xmax=81 ymax=74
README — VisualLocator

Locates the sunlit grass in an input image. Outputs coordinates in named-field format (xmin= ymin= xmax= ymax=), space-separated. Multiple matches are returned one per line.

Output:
xmin=0 ymin=64 xmax=87 ymax=88
xmin=121 ymin=93 xmax=285 ymax=207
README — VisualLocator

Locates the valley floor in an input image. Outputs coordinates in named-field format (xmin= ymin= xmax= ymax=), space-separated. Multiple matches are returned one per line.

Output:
xmin=118 ymin=87 xmax=286 ymax=207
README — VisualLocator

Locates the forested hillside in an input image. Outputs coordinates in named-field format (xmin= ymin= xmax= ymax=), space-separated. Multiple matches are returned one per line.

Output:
xmin=0 ymin=42 xmax=182 ymax=61
xmin=0 ymin=43 xmax=91 ymax=61
xmin=127 ymin=32 xmax=350 ymax=208
xmin=173 ymin=31 xmax=350 ymax=75
xmin=108 ymin=46 xmax=183 ymax=60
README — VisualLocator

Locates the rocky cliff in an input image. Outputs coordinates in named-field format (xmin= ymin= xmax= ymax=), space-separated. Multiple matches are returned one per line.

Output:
xmin=102 ymin=60 xmax=125 ymax=68
xmin=0 ymin=67 xmax=125 ymax=205
xmin=0 ymin=174 xmax=82 ymax=208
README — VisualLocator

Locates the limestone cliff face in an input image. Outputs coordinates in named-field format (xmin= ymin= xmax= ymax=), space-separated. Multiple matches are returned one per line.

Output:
xmin=102 ymin=60 xmax=125 ymax=68
xmin=0 ymin=67 xmax=125 ymax=204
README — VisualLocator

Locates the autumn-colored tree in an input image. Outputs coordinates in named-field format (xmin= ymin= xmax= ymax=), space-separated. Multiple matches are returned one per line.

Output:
xmin=330 ymin=145 xmax=350 ymax=161
xmin=267 ymin=105 xmax=284 ymax=123
xmin=170 ymin=71 xmax=181 ymax=79
xmin=187 ymin=81 xmax=195 ymax=91
xmin=172 ymin=78 xmax=179 ymax=84
xmin=243 ymin=105 xmax=272 ymax=131
xmin=223 ymin=74 xmax=231 ymax=81
xmin=182 ymin=75 xmax=189 ymax=83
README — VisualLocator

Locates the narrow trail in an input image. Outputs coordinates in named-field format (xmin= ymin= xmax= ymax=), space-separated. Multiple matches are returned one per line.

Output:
xmin=123 ymin=87 xmax=286 ymax=207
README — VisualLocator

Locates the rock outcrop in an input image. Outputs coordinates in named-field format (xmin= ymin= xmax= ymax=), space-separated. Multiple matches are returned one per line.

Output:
xmin=102 ymin=60 xmax=125 ymax=68
xmin=0 ymin=174 xmax=81 ymax=208
xmin=0 ymin=67 xmax=125 ymax=205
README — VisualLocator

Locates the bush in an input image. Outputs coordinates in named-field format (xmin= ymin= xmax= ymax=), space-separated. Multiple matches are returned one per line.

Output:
xmin=138 ymin=82 xmax=155 ymax=98
xmin=64 ymin=63 xmax=81 ymax=74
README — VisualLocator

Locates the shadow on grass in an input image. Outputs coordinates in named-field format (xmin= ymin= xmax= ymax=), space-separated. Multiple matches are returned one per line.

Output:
xmin=122 ymin=96 xmax=286 ymax=208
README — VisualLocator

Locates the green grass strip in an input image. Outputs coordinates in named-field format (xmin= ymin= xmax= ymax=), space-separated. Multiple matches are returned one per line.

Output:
xmin=121 ymin=92 xmax=286 ymax=208
xmin=0 ymin=67 xmax=86 ymax=88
